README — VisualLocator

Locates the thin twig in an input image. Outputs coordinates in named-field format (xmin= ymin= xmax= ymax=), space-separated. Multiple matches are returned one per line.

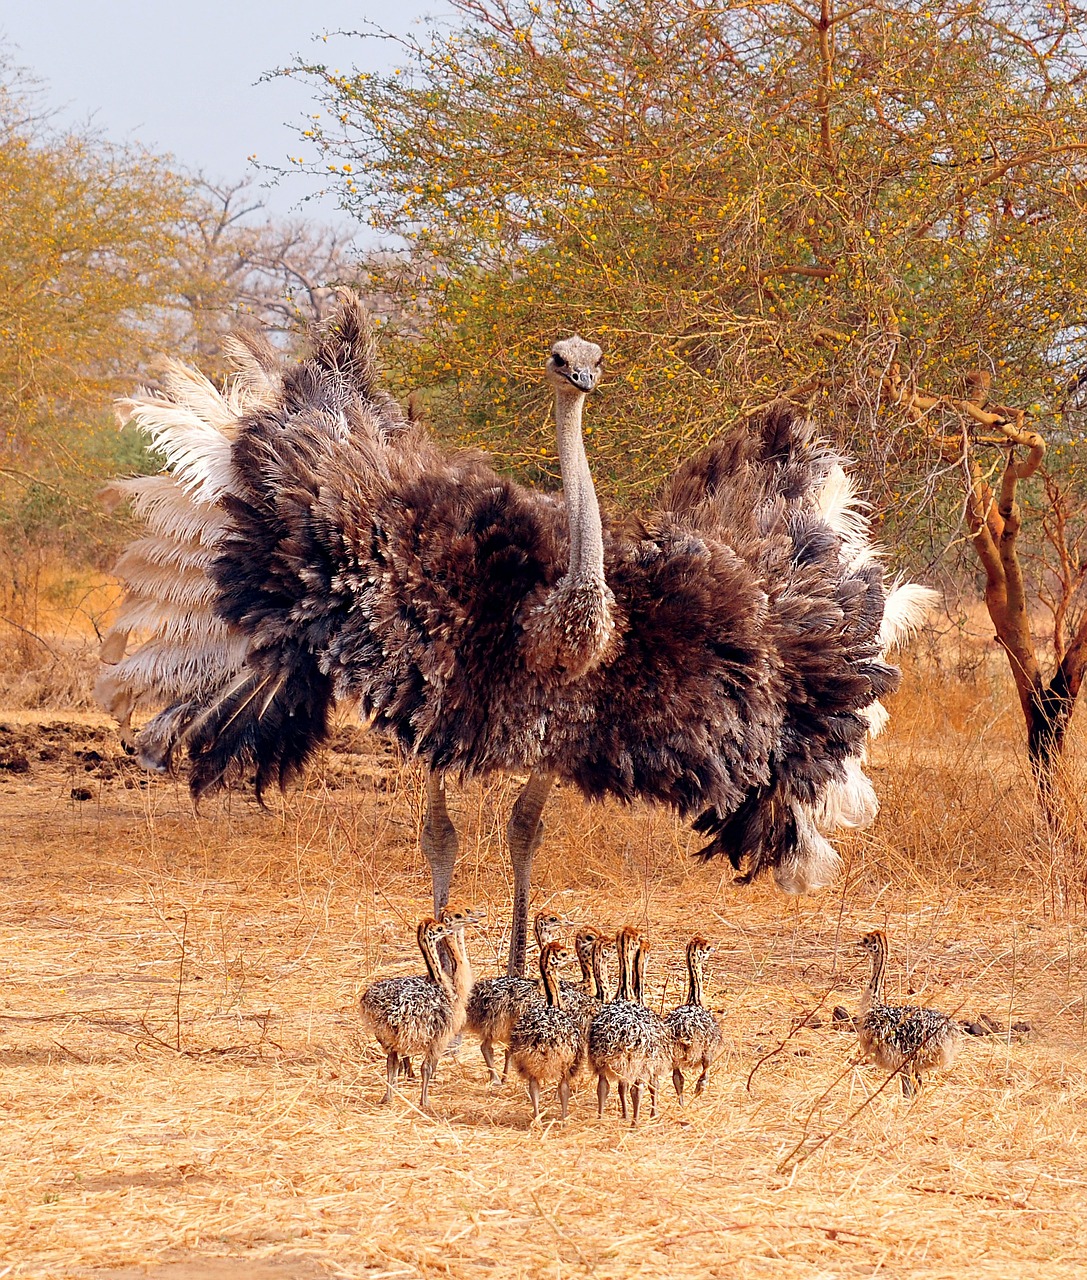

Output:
xmin=746 ymin=985 xmax=836 ymax=1091
xmin=175 ymin=910 xmax=188 ymax=1052
xmin=0 ymin=615 xmax=59 ymax=660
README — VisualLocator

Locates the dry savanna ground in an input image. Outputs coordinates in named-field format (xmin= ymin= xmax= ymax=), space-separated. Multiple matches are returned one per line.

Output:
xmin=1 ymin=647 xmax=1087 ymax=1280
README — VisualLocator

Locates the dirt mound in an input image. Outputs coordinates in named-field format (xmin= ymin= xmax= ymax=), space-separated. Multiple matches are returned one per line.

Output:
xmin=0 ymin=715 xmax=400 ymax=801
xmin=0 ymin=719 xmax=142 ymax=796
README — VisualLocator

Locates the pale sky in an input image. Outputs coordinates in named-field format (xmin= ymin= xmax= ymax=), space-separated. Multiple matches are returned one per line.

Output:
xmin=3 ymin=1 xmax=452 ymax=224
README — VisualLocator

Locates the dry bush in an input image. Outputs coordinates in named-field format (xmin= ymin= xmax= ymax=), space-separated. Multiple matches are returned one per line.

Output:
xmin=0 ymin=637 xmax=101 ymax=711
xmin=0 ymin=561 xmax=116 ymax=710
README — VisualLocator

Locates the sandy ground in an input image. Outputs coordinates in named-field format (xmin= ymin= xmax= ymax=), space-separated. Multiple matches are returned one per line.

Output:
xmin=1 ymin=713 xmax=1086 ymax=1279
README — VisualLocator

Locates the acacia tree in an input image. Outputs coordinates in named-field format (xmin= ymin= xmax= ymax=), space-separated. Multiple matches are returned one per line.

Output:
xmin=0 ymin=63 xmax=368 ymax=646
xmin=288 ymin=0 xmax=1087 ymax=491
xmin=885 ymin=369 xmax=1086 ymax=783
xmin=175 ymin=179 xmax=365 ymax=371
xmin=287 ymin=0 xmax=1087 ymax=773
xmin=0 ymin=71 xmax=194 ymax=461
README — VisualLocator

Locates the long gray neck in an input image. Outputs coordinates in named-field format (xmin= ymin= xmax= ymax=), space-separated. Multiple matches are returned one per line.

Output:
xmin=520 ymin=387 xmax=616 ymax=680
xmin=554 ymin=387 xmax=605 ymax=585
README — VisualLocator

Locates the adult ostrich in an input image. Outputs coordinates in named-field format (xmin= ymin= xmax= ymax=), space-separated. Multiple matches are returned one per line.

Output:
xmin=99 ymin=295 xmax=920 ymax=976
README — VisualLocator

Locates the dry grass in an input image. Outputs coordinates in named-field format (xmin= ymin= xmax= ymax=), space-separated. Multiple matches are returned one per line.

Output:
xmin=0 ymin=563 xmax=118 ymax=712
xmin=1 ymin=656 xmax=1087 ymax=1279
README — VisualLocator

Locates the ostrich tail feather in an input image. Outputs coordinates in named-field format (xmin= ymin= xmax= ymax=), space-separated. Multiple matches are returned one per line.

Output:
xmin=174 ymin=291 xmax=402 ymax=801
xmin=311 ymin=291 xmax=382 ymax=399
xmin=774 ymin=807 xmax=843 ymax=893
xmin=98 ymin=366 xmax=253 ymax=731
xmin=880 ymin=581 xmax=940 ymax=652
xmin=183 ymin=660 xmax=336 ymax=802
xmin=814 ymin=757 xmax=879 ymax=833
xmin=816 ymin=463 xmax=876 ymax=567
xmin=693 ymin=781 xmax=842 ymax=891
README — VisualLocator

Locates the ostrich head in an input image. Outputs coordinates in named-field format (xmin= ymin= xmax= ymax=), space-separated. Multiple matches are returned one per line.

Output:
xmin=687 ymin=936 xmax=714 ymax=962
xmin=856 ymin=929 xmax=887 ymax=956
xmin=546 ymin=336 xmax=603 ymax=394
xmin=539 ymin=940 xmax=569 ymax=977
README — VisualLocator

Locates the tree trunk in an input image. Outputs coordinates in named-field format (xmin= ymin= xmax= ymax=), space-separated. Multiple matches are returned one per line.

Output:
xmin=1028 ymin=674 xmax=1077 ymax=779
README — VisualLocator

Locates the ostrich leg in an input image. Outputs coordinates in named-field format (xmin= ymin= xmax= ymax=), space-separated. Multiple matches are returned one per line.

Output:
xmin=421 ymin=771 xmax=459 ymax=914
xmin=506 ymin=769 xmax=555 ymax=977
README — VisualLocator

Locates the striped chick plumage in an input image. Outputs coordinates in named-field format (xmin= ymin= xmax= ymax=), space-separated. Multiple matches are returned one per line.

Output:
xmin=465 ymin=911 xmax=565 ymax=1084
xmin=856 ymin=929 xmax=961 ymax=1096
xmin=509 ymin=943 xmax=582 ymax=1120
xmin=359 ymin=917 xmax=456 ymax=1107
xmin=559 ymin=927 xmax=608 ymax=1028
xmin=588 ymin=928 xmax=671 ymax=1124
xmin=665 ymin=936 xmax=723 ymax=1103
xmin=360 ymin=974 xmax=455 ymax=1059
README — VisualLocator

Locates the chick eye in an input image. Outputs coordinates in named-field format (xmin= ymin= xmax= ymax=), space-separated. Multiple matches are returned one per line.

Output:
xmin=552 ymin=352 xmax=567 ymax=367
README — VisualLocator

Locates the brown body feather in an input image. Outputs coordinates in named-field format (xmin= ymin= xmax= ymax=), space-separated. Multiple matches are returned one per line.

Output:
xmin=111 ymin=295 xmax=902 ymax=890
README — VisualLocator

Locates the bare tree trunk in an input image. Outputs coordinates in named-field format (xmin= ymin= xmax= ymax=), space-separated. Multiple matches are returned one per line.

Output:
xmin=1029 ymin=628 xmax=1087 ymax=780
xmin=883 ymin=369 xmax=1085 ymax=800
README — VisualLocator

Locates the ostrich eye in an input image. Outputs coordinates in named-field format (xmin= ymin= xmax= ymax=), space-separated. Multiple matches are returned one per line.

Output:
xmin=552 ymin=352 xmax=567 ymax=367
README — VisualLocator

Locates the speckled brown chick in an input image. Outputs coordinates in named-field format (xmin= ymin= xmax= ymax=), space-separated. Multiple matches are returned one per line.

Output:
xmin=358 ymin=917 xmax=455 ymax=1109
xmin=464 ymin=911 xmax=566 ymax=1084
xmin=664 ymin=936 xmax=723 ymax=1104
xmin=508 ymin=941 xmax=582 ymax=1121
xmin=855 ymin=929 xmax=961 ymax=1097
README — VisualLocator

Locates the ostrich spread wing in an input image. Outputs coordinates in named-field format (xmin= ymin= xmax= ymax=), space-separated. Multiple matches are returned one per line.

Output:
xmin=98 ymin=294 xmax=933 ymax=902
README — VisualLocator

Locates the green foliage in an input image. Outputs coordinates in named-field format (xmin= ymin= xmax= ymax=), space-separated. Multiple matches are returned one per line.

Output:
xmin=0 ymin=76 xmax=194 ymax=457
xmin=0 ymin=411 xmax=159 ymax=567
xmin=289 ymin=0 xmax=1087 ymax=511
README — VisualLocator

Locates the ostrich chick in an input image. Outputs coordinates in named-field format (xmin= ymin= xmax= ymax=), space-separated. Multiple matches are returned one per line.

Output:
xmin=392 ymin=903 xmax=483 ymax=1081
xmin=855 ymin=929 xmax=961 ymax=1097
xmin=631 ymin=936 xmax=674 ymax=1118
xmin=508 ymin=941 xmax=582 ymax=1121
xmin=665 ymin=936 xmax=723 ymax=1104
xmin=358 ymin=918 xmax=452 ymax=1108
xmin=588 ymin=927 xmax=670 ymax=1125
xmin=561 ymin=927 xmax=609 ymax=1027
xmin=465 ymin=911 xmax=566 ymax=1084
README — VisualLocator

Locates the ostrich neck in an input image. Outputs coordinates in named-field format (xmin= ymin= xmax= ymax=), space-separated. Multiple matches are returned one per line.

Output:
xmin=633 ymin=949 xmax=647 ymax=1006
xmin=542 ymin=961 xmax=564 ymax=1010
xmin=860 ymin=948 xmax=886 ymax=1014
xmin=554 ymin=387 xmax=605 ymax=585
xmin=533 ymin=919 xmax=556 ymax=952
xmin=591 ymin=948 xmax=608 ymax=1003
xmin=614 ymin=941 xmax=633 ymax=1002
xmin=521 ymin=386 xmax=615 ymax=680
xmin=421 ymin=934 xmax=453 ymax=998
xmin=447 ymin=934 xmax=474 ymax=1008
xmin=685 ymin=954 xmax=705 ymax=1008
